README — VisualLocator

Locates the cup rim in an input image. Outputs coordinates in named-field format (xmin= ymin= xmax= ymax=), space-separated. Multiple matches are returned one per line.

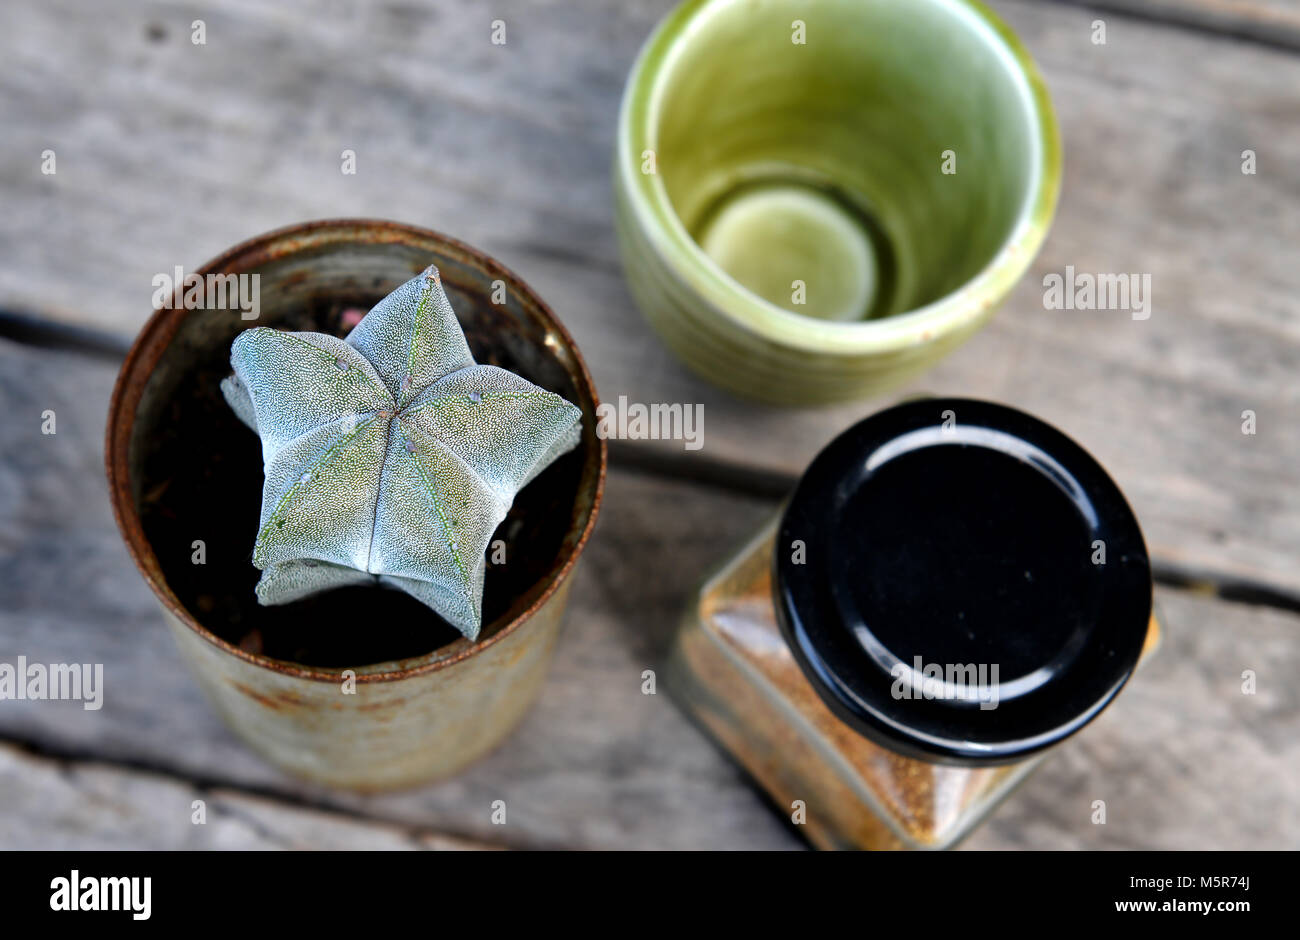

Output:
xmin=616 ymin=0 xmax=1063 ymax=355
xmin=105 ymin=218 xmax=607 ymax=684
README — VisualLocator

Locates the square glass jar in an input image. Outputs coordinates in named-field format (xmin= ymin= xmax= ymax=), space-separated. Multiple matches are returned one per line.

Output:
xmin=667 ymin=399 xmax=1159 ymax=850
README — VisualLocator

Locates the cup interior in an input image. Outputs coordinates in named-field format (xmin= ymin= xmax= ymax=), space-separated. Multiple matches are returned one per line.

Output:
xmin=648 ymin=0 xmax=1045 ymax=323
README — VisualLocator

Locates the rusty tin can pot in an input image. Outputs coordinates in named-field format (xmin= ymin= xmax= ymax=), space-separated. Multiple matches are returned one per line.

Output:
xmin=106 ymin=219 xmax=605 ymax=790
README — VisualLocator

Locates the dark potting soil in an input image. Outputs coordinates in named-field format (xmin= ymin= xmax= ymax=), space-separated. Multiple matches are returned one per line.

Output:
xmin=137 ymin=294 xmax=583 ymax=668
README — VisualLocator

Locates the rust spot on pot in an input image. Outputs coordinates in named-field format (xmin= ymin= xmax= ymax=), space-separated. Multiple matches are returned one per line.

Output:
xmin=358 ymin=699 xmax=402 ymax=712
xmin=226 ymin=680 xmax=310 ymax=710
xmin=228 ymin=680 xmax=285 ymax=711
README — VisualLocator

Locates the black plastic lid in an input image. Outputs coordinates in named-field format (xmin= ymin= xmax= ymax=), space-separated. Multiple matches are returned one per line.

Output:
xmin=774 ymin=398 xmax=1152 ymax=766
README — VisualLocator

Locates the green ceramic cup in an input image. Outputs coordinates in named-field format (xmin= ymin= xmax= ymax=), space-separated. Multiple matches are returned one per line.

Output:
xmin=615 ymin=0 xmax=1061 ymax=404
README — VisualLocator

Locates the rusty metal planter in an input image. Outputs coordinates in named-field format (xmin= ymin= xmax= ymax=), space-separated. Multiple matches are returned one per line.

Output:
xmin=106 ymin=219 xmax=605 ymax=790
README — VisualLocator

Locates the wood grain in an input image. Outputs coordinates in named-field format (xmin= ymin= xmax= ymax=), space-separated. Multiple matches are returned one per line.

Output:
xmin=1 ymin=340 xmax=1295 ymax=849
xmin=1049 ymin=0 xmax=1300 ymax=51
xmin=0 ymin=0 xmax=1297 ymax=601
xmin=0 ymin=742 xmax=496 ymax=850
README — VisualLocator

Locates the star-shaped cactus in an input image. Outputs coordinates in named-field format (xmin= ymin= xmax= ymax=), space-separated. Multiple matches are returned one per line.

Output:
xmin=219 ymin=265 xmax=582 ymax=640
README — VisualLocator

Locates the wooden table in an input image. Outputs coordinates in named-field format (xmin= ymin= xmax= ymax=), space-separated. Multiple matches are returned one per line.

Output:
xmin=1 ymin=0 xmax=1296 ymax=850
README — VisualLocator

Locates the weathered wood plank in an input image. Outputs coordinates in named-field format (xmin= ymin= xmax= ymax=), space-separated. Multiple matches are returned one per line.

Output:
xmin=1 ymin=341 xmax=1295 ymax=849
xmin=0 ymin=742 xmax=492 ymax=850
xmin=0 ymin=0 xmax=1296 ymax=597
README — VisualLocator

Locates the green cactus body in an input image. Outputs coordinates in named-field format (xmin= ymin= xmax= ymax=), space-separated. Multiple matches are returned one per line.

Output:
xmin=221 ymin=266 xmax=582 ymax=640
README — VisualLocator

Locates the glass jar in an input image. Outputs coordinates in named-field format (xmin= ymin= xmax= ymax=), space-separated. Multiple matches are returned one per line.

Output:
xmin=667 ymin=399 xmax=1160 ymax=850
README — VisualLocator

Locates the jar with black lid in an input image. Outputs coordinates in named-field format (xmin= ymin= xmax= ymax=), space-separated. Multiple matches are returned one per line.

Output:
xmin=667 ymin=398 xmax=1160 ymax=849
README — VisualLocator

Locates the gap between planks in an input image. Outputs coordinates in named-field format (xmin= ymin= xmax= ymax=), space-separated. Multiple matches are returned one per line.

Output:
xmin=0 ymin=736 xmax=510 ymax=851
xmin=609 ymin=445 xmax=1300 ymax=618
xmin=5 ymin=314 xmax=1298 ymax=619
